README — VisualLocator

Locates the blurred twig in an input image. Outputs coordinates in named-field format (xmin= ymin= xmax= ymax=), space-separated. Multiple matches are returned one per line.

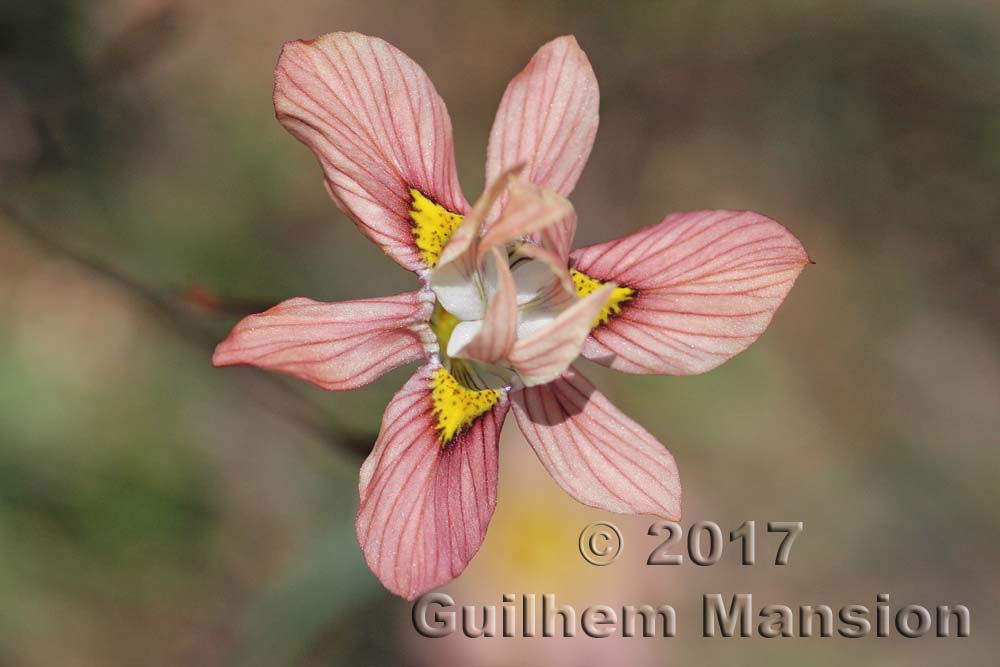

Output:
xmin=0 ymin=202 xmax=373 ymax=460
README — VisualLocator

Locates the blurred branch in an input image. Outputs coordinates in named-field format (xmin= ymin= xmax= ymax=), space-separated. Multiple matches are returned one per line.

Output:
xmin=0 ymin=203 xmax=373 ymax=460
xmin=176 ymin=285 xmax=284 ymax=318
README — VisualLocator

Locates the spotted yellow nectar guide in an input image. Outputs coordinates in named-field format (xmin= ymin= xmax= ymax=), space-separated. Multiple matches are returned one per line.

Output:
xmin=570 ymin=268 xmax=635 ymax=328
xmin=430 ymin=368 xmax=500 ymax=445
xmin=409 ymin=189 xmax=464 ymax=268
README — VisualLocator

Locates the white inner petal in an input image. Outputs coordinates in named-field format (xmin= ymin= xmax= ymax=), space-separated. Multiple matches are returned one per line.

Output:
xmin=430 ymin=262 xmax=485 ymax=321
xmin=447 ymin=319 xmax=484 ymax=358
xmin=480 ymin=248 xmax=501 ymax=302
xmin=516 ymin=310 xmax=558 ymax=340
xmin=510 ymin=255 xmax=557 ymax=306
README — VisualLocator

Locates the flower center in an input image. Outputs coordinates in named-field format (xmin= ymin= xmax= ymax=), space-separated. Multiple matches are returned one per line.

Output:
xmin=428 ymin=244 xmax=558 ymax=390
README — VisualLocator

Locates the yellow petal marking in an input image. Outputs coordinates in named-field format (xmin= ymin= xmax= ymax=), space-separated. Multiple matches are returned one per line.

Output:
xmin=570 ymin=268 xmax=635 ymax=328
xmin=428 ymin=301 xmax=500 ymax=446
xmin=430 ymin=367 xmax=500 ymax=446
xmin=409 ymin=188 xmax=464 ymax=268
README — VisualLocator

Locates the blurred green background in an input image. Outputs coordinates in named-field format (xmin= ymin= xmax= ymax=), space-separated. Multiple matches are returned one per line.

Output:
xmin=1 ymin=0 xmax=998 ymax=664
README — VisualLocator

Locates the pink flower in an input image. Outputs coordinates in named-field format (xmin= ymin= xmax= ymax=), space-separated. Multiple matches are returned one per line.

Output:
xmin=213 ymin=33 xmax=810 ymax=600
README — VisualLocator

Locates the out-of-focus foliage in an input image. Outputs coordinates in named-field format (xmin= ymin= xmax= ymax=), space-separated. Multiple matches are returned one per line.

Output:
xmin=0 ymin=1 xmax=997 ymax=665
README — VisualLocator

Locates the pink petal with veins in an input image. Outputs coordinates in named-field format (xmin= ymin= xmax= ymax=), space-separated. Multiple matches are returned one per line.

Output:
xmin=486 ymin=36 xmax=599 ymax=201
xmin=534 ymin=209 xmax=577 ymax=263
xmin=478 ymin=180 xmax=575 ymax=256
xmin=212 ymin=292 xmax=433 ymax=391
xmin=274 ymin=32 xmax=468 ymax=272
xmin=357 ymin=365 xmax=507 ymax=600
xmin=509 ymin=283 xmax=616 ymax=387
xmin=572 ymin=210 xmax=810 ymax=375
xmin=512 ymin=366 xmax=681 ymax=519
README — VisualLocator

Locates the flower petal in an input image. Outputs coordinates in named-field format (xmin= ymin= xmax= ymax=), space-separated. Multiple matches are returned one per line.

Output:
xmin=274 ymin=32 xmax=467 ymax=271
xmin=212 ymin=292 xmax=433 ymax=391
xmin=357 ymin=365 xmax=508 ymax=600
xmin=449 ymin=248 xmax=518 ymax=364
xmin=511 ymin=366 xmax=681 ymax=519
xmin=486 ymin=36 xmax=599 ymax=199
xmin=534 ymin=208 xmax=577 ymax=263
xmin=478 ymin=180 xmax=575 ymax=256
xmin=571 ymin=210 xmax=810 ymax=375
xmin=446 ymin=320 xmax=482 ymax=359
xmin=508 ymin=283 xmax=616 ymax=387
xmin=427 ymin=270 xmax=484 ymax=322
